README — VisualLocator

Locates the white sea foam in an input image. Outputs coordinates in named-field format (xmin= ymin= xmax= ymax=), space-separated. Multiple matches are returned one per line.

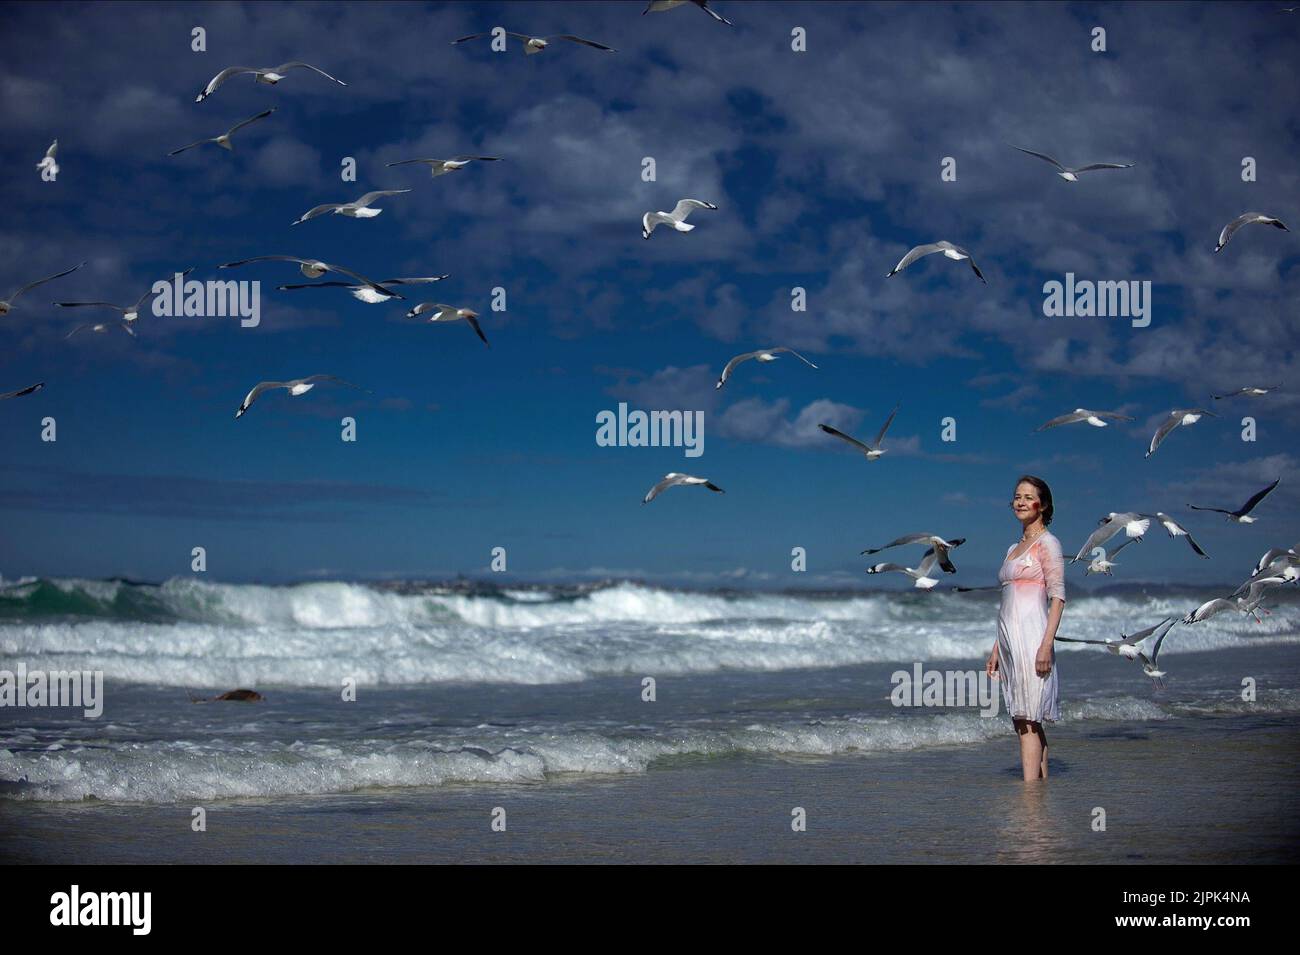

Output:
xmin=0 ymin=697 xmax=1187 ymax=803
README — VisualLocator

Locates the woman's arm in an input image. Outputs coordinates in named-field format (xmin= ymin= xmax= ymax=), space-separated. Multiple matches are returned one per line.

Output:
xmin=1036 ymin=536 xmax=1067 ymax=676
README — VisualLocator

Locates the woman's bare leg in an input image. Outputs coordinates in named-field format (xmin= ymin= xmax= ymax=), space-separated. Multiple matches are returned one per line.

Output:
xmin=1035 ymin=724 xmax=1048 ymax=779
xmin=1015 ymin=719 xmax=1042 ymax=781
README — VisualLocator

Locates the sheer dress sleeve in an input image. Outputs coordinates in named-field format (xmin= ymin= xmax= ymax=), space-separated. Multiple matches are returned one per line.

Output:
xmin=1035 ymin=534 xmax=1066 ymax=603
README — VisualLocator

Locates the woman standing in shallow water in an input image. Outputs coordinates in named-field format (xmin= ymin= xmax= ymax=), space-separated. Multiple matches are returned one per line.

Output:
xmin=986 ymin=475 xmax=1066 ymax=781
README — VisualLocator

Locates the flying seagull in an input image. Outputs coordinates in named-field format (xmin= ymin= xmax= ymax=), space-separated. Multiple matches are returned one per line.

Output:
xmin=886 ymin=241 xmax=986 ymax=283
xmin=862 ymin=534 xmax=965 ymax=574
xmin=219 ymin=256 xmax=401 ymax=299
xmin=65 ymin=321 xmax=136 ymax=340
xmin=1211 ymin=385 xmax=1281 ymax=400
xmin=452 ymin=32 xmax=617 ymax=54
xmin=818 ymin=405 xmax=899 ymax=461
xmin=385 ymin=156 xmax=501 ymax=178
xmin=1057 ymin=617 xmax=1175 ymax=660
xmin=36 ymin=140 xmax=58 ymax=177
xmin=1 ymin=382 xmax=44 ymax=400
xmin=1008 ymin=145 xmax=1135 ymax=182
xmin=405 ymin=303 xmax=489 ymax=347
xmin=1134 ymin=622 xmax=1175 ymax=685
xmin=1251 ymin=543 xmax=1300 ymax=576
xmin=1214 ymin=213 xmax=1290 ymax=253
xmin=642 ymin=199 xmax=718 ymax=239
xmin=196 ymin=62 xmax=346 ymax=103
xmin=867 ymin=550 xmax=941 ymax=589
xmin=55 ymin=267 xmax=194 ymax=324
xmin=643 ymin=1 xmax=732 ymax=25
xmin=291 ymin=190 xmax=410 ymax=226
xmin=1153 ymin=512 xmax=1209 ymax=558
xmin=1234 ymin=553 xmax=1299 ymax=595
xmin=0 ymin=263 xmax=84 ymax=316
xmin=1072 ymin=512 xmax=1151 ymax=563
xmin=278 ymin=276 xmax=449 ymax=304
xmin=1035 ymin=408 xmax=1133 ymax=431
xmin=1146 ymin=408 xmax=1216 ymax=458
xmin=168 ymin=108 xmax=277 ymax=156
xmin=715 ymin=347 xmax=817 ymax=389
xmin=1084 ymin=537 xmax=1134 ymax=575
xmin=1188 ymin=478 xmax=1280 ymax=523
xmin=642 ymin=472 xmax=725 ymax=504
xmin=1184 ymin=582 xmax=1274 ymax=625
xmin=235 ymin=375 xmax=368 ymax=419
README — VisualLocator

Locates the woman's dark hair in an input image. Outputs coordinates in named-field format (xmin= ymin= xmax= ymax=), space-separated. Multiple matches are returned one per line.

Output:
xmin=1013 ymin=475 xmax=1054 ymax=526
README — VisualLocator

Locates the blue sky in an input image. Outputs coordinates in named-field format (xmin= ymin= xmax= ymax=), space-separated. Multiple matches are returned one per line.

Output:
xmin=0 ymin=0 xmax=1297 ymax=587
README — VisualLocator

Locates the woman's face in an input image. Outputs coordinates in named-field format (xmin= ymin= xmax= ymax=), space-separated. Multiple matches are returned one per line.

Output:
xmin=1012 ymin=482 xmax=1042 ymax=523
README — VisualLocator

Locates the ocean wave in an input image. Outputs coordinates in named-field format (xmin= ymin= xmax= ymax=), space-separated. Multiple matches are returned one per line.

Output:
xmin=1 ymin=579 xmax=1296 ymax=687
xmin=0 ymin=697 xmax=1181 ymax=803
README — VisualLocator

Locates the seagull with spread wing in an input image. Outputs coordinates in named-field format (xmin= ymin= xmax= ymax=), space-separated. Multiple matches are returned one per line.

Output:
xmin=886 ymin=241 xmax=986 ymax=283
xmin=1009 ymin=144 xmax=1135 ymax=182
xmin=642 ymin=199 xmax=718 ymax=239
xmin=642 ymin=473 xmax=725 ymax=504
xmin=818 ymin=405 xmax=899 ymax=461
xmin=235 ymin=375 xmax=368 ymax=419
xmin=715 ymin=347 xmax=817 ymax=389
xmin=196 ymin=62 xmax=346 ymax=102
xmin=291 ymin=190 xmax=411 ymax=226
xmin=168 ymin=108 xmax=277 ymax=156
xmin=452 ymin=32 xmax=616 ymax=55
xmin=1188 ymin=478 xmax=1280 ymax=524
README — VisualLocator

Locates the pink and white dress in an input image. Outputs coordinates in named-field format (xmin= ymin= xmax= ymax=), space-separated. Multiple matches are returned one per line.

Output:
xmin=997 ymin=530 xmax=1066 ymax=724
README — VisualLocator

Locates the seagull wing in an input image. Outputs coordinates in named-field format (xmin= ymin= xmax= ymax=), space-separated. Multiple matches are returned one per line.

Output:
xmin=53 ymin=302 xmax=126 ymax=311
xmin=237 ymin=380 xmax=288 ymax=415
xmin=462 ymin=313 xmax=490 ymax=348
xmin=887 ymin=243 xmax=945 ymax=276
xmin=1216 ymin=214 xmax=1253 ymax=252
xmin=1036 ymin=411 xmax=1087 ymax=431
xmin=1074 ymin=519 xmax=1119 ymax=562
xmin=354 ymin=190 xmax=411 ymax=207
xmin=448 ymin=155 xmax=502 ymax=164
xmin=301 ymin=374 xmax=368 ymax=392
xmin=1009 ymin=145 xmax=1067 ymax=173
xmin=670 ymin=198 xmax=717 ymax=221
xmin=322 ymin=263 xmax=401 ymax=297
xmin=293 ymin=204 xmax=343 ymax=224
xmin=861 ymin=533 xmax=933 ymax=555
xmin=695 ymin=1 xmax=733 ymax=25
xmin=218 ymin=255 xmax=311 ymax=269
xmin=1073 ymin=162 xmax=1135 ymax=173
xmin=452 ymin=33 xmax=493 ymax=44
xmin=197 ymin=66 xmax=260 ymax=101
xmin=643 ymin=475 xmax=680 ymax=504
xmin=0 ymin=382 xmax=44 ymax=400
xmin=716 ymin=351 xmax=758 ymax=388
xmin=272 ymin=62 xmax=347 ymax=86
xmin=1238 ymin=478 xmax=1281 ymax=516
xmin=1145 ymin=412 xmax=1182 ymax=457
xmin=818 ymin=423 xmax=872 ymax=454
xmin=167 ymin=137 xmax=217 ymax=156
xmin=772 ymin=347 xmax=817 ymax=369
xmin=386 ymin=158 xmax=441 ymax=167
xmin=550 ymin=35 xmax=618 ymax=51
xmin=8 ymin=262 xmax=85 ymax=302
xmin=224 ymin=107 xmax=278 ymax=138
xmin=872 ymin=404 xmax=900 ymax=449
xmin=642 ymin=211 xmax=672 ymax=237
